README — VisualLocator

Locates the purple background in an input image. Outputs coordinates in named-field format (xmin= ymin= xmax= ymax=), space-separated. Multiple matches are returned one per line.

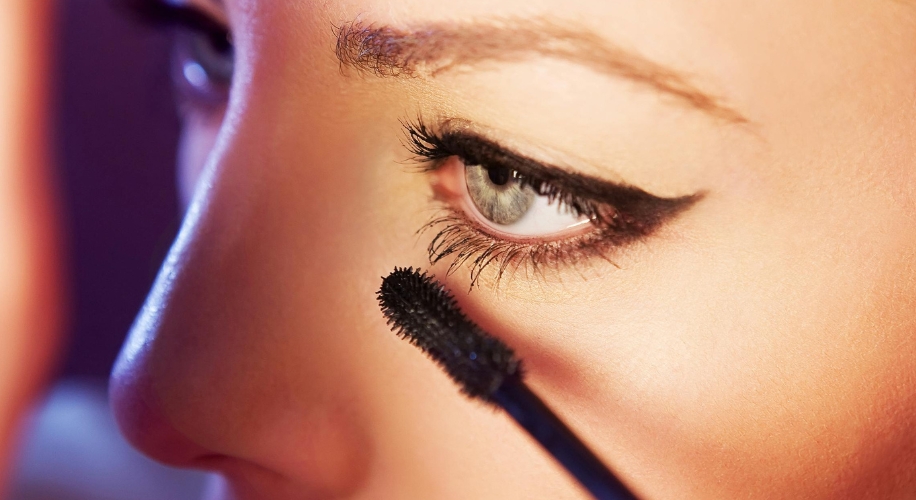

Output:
xmin=8 ymin=3 xmax=209 ymax=498
xmin=56 ymin=0 xmax=181 ymax=380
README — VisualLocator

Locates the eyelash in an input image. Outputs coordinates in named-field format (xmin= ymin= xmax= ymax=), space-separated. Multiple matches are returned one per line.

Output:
xmin=402 ymin=118 xmax=679 ymax=288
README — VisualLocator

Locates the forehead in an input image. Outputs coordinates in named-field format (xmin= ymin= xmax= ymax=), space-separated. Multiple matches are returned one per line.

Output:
xmin=229 ymin=0 xmax=915 ymax=120
xmin=229 ymin=0 xmax=903 ymax=41
xmin=219 ymin=0 xmax=916 ymax=186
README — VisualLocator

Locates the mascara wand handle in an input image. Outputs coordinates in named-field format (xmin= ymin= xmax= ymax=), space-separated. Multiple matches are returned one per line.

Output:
xmin=493 ymin=376 xmax=638 ymax=500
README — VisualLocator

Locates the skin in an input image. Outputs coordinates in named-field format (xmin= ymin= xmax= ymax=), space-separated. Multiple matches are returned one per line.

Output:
xmin=0 ymin=0 xmax=63 ymax=493
xmin=111 ymin=0 xmax=916 ymax=498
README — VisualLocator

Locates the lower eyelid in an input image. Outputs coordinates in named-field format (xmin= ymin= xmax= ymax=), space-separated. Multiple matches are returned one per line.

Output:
xmin=460 ymin=200 xmax=593 ymax=244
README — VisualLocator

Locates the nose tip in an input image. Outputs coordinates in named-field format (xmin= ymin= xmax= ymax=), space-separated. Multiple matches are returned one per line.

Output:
xmin=110 ymin=348 xmax=214 ymax=468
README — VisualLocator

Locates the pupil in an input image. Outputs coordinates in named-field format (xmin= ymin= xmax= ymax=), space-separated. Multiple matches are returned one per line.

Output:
xmin=487 ymin=166 xmax=511 ymax=186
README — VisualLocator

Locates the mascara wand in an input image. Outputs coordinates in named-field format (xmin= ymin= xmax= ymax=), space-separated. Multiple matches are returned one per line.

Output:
xmin=378 ymin=267 xmax=637 ymax=500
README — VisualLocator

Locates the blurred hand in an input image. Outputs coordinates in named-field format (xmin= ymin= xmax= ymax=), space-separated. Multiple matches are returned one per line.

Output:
xmin=0 ymin=0 xmax=64 ymax=493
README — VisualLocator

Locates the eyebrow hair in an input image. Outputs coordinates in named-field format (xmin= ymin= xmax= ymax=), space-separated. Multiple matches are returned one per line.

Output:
xmin=334 ymin=18 xmax=747 ymax=124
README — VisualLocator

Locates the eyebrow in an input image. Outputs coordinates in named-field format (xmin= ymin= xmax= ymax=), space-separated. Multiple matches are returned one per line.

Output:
xmin=334 ymin=18 xmax=747 ymax=124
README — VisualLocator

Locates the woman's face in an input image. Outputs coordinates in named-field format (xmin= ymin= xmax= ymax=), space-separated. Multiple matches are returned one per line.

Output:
xmin=111 ymin=0 xmax=916 ymax=498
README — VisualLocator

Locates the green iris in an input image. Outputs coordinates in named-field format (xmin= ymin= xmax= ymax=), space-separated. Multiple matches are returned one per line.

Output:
xmin=465 ymin=164 xmax=536 ymax=225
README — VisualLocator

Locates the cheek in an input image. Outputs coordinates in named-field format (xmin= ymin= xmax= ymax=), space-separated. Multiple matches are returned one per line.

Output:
xmin=467 ymin=181 xmax=916 ymax=498
xmin=606 ymin=203 xmax=916 ymax=497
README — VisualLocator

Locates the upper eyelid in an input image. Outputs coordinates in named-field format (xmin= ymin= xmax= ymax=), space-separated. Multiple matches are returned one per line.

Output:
xmin=433 ymin=130 xmax=607 ymax=198
xmin=404 ymin=118 xmax=603 ymax=195
xmin=170 ymin=0 xmax=228 ymax=24
xmin=407 ymin=119 xmax=667 ymax=202
xmin=121 ymin=0 xmax=229 ymax=33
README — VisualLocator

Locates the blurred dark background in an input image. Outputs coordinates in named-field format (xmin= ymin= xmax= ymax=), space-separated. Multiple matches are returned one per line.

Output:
xmin=57 ymin=0 xmax=180 ymax=380
xmin=9 ymin=1 xmax=210 ymax=498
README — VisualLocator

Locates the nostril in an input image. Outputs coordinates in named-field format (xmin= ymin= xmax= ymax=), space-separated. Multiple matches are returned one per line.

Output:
xmin=109 ymin=355 xmax=376 ymax=497
xmin=109 ymin=358 xmax=214 ymax=468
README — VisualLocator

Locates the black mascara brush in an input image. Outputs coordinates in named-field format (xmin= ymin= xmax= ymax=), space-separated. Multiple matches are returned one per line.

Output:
xmin=377 ymin=267 xmax=637 ymax=500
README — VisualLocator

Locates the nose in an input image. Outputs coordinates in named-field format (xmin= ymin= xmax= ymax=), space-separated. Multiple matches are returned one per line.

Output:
xmin=109 ymin=335 xmax=215 ymax=466
xmin=108 ymin=87 xmax=381 ymax=495
xmin=109 ymin=158 xmax=376 ymax=495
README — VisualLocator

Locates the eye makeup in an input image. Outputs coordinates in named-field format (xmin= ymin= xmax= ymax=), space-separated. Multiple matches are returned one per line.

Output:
xmin=403 ymin=117 xmax=703 ymax=286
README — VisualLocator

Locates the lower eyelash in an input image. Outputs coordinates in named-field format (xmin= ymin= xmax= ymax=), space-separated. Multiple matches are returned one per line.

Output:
xmin=418 ymin=209 xmax=622 ymax=289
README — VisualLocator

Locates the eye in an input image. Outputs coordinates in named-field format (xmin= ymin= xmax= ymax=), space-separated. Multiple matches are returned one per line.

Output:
xmin=119 ymin=0 xmax=234 ymax=106
xmin=173 ymin=25 xmax=234 ymax=103
xmin=404 ymin=117 xmax=703 ymax=286
xmin=463 ymin=162 xmax=590 ymax=238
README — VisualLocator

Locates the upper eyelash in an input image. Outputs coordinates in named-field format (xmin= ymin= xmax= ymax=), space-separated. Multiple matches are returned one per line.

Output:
xmin=403 ymin=118 xmax=608 ymax=224
xmin=401 ymin=117 xmax=703 ymax=287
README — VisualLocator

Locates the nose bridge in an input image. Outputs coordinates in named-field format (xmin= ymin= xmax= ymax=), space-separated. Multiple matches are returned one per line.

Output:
xmin=110 ymin=123 xmax=283 ymax=462
xmin=110 ymin=74 xmax=379 ymax=493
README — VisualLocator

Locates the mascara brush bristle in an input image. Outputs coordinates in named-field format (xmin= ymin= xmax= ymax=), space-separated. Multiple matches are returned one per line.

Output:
xmin=377 ymin=267 xmax=522 ymax=402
